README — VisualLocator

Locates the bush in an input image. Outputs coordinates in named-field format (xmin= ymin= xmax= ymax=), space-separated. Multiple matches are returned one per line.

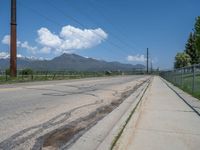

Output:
xmin=5 ymin=68 xmax=10 ymax=75
xmin=20 ymin=68 xmax=33 ymax=75
xmin=105 ymin=71 xmax=112 ymax=76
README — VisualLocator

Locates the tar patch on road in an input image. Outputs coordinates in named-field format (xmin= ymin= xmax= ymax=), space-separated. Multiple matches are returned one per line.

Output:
xmin=33 ymin=80 xmax=148 ymax=150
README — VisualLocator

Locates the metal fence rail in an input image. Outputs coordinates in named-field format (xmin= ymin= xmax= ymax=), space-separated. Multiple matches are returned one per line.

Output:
xmin=160 ymin=64 xmax=200 ymax=98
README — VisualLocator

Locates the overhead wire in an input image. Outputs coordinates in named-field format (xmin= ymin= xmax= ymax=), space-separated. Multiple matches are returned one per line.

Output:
xmin=18 ymin=0 xmax=138 ymax=58
xmin=87 ymin=0 xmax=141 ymax=51
xmin=45 ymin=0 xmax=131 ymax=56
xmin=60 ymin=0 xmax=137 ymax=53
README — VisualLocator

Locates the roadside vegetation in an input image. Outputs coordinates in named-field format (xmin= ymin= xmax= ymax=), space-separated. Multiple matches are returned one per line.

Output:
xmin=174 ymin=16 xmax=200 ymax=68
xmin=161 ymin=16 xmax=200 ymax=100
xmin=0 ymin=69 xmax=146 ymax=84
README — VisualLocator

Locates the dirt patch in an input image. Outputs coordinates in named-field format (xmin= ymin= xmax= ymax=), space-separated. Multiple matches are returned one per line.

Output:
xmin=32 ymin=79 xmax=150 ymax=150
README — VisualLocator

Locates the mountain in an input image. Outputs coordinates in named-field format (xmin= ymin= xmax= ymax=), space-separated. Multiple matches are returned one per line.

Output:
xmin=0 ymin=53 xmax=145 ymax=71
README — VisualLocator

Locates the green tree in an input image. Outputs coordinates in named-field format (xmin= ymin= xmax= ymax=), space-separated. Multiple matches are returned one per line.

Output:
xmin=194 ymin=16 xmax=200 ymax=62
xmin=185 ymin=33 xmax=199 ymax=64
xmin=174 ymin=52 xmax=191 ymax=68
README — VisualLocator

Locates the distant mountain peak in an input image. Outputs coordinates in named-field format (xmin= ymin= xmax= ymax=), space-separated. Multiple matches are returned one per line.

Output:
xmin=0 ymin=53 xmax=145 ymax=71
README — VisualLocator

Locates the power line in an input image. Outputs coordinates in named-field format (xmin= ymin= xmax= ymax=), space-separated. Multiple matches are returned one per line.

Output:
xmin=18 ymin=1 xmax=129 ymax=57
xmin=87 ymin=0 xmax=140 ymax=50
xmin=18 ymin=1 xmax=62 ymax=27
xmin=61 ymin=0 xmax=138 ymax=54
xmin=44 ymin=0 xmax=133 ymax=56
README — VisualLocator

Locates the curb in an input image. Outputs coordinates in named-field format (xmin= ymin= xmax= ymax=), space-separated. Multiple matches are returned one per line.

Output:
xmin=69 ymin=79 xmax=152 ymax=150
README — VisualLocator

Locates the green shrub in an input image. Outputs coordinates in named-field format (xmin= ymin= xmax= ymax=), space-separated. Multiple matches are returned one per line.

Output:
xmin=5 ymin=68 xmax=10 ymax=75
xmin=20 ymin=68 xmax=33 ymax=75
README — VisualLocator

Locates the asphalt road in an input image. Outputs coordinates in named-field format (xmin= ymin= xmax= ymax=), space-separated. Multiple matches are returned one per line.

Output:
xmin=0 ymin=75 xmax=149 ymax=149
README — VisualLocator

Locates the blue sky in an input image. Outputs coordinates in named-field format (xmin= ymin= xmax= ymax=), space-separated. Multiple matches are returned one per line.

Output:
xmin=0 ymin=0 xmax=199 ymax=69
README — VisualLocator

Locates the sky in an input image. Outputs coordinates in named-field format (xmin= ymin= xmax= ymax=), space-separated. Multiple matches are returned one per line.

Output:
xmin=0 ymin=0 xmax=200 ymax=69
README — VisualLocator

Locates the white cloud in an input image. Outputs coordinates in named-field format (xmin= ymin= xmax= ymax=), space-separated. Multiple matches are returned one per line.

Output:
xmin=37 ymin=28 xmax=62 ymax=48
xmin=1 ymin=35 xmax=37 ymax=54
xmin=17 ymin=54 xmax=23 ymax=58
xmin=60 ymin=25 xmax=107 ymax=49
xmin=2 ymin=35 xmax=10 ymax=45
xmin=1 ymin=25 xmax=108 ymax=55
xmin=2 ymin=35 xmax=21 ymax=47
xmin=0 ymin=52 xmax=47 ymax=60
xmin=0 ymin=52 xmax=10 ymax=59
xmin=37 ymin=25 xmax=108 ymax=53
xmin=21 ymin=41 xmax=38 ymax=53
xmin=0 ymin=52 xmax=24 ymax=59
xmin=127 ymin=54 xmax=146 ymax=62
xmin=40 ymin=47 xmax=52 ymax=54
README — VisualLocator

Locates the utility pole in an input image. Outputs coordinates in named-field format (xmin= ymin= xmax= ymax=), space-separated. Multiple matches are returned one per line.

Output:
xmin=146 ymin=48 xmax=149 ymax=74
xmin=10 ymin=0 xmax=17 ymax=77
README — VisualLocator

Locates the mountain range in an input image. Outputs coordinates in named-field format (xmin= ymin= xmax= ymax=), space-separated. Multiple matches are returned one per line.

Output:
xmin=0 ymin=53 xmax=145 ymax=71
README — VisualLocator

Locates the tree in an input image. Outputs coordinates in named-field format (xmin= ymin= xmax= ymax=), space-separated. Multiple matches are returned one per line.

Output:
xmin=194 ymin=16 xmax=200 ymax=62
xmin=185 ymin=33 xmax=199 ymax=64
xmin=174 ymin=52 xmax=191 ymax=68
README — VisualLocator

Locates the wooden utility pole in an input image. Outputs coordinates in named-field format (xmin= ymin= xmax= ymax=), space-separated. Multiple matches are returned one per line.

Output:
xmin=146 ymin=48 xmax=149 ymax=74
xmin=10 ymin=0 xmax=17 ymax=77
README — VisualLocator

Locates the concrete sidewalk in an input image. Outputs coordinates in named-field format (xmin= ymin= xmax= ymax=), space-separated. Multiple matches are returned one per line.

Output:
xmin=114 ymin=76 xmax=200 ymax=150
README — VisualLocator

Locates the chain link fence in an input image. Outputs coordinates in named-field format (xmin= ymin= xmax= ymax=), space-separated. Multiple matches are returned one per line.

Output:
xmin=160 ymin=64 xmax=200 ymax=99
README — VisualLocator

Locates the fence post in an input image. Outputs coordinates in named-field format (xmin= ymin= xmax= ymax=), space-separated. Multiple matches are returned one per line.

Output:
xmin=53 ymin=74 xmax=56 ymax=80
xmin=173 ymin=70 xmax=175 ymax=84
xmin=192 ymin=65 xmax=195 ymax=93
xmin=5 ymin=74 xmax=8 ymax=81
xmin=45 ymin=72 xmax=48 ymax=80
xmin=181 ymin=68 xmax=183 ymax=88
xmin=63 ymin=72 xmax=65 ymax=79
xmin=31 ymin=74 xmax=33 ymax=80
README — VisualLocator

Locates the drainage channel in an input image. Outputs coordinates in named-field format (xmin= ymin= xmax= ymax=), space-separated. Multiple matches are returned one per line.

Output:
xmin=32 ymin=79 xmax=150 ymax=150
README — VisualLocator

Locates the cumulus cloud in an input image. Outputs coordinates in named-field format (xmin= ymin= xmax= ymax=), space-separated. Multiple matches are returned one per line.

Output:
xmin=0 ymin=52 xmax=10 ymax=59
xmin=37 ymin=25 xmax=108 ymax=53
xmin=40 ymin=47 xmax=52 ymax=54
xmin=0 ymin=52 xmax=24 ymax=59
xmin=37 ymin=28 xmax=62 ymax=48
xmin=1 ymin=25 xmax=107 ymax=55
xmin=127 ymin=54 xmax=146 ymax=62
xmin=2 ymin=35 xmax=10 ymax=45
xmin=21 ymin=41 xmax=38 ymax=53
xmin=1 ymin=35 xmax=38 ymax=53
xmin=2 ymin=35 xmax=21 ymax=47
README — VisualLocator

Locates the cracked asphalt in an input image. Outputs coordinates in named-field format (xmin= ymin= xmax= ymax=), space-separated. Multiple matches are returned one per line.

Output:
xmin=0 ymin=75 xmax=149 ymax=149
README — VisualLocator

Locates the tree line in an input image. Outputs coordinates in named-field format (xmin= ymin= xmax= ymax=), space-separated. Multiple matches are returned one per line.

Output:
xmin=174 ymin=16 xmax=200 ymax=68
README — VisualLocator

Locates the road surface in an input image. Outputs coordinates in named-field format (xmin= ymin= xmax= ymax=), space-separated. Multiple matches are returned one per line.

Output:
xmin=0 ymin=75 xmax=149 ymax=149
